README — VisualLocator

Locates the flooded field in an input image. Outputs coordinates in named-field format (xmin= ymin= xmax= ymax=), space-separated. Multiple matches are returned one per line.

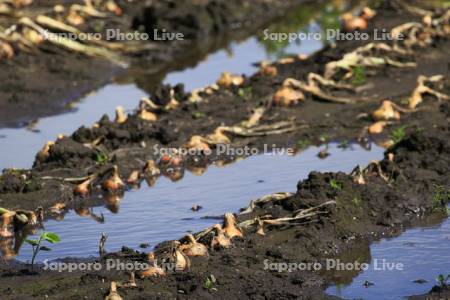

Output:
xmin=0 ymin=1 xmax=449 ymax=299
xmin=8 ymin=143 xmax=384 ymax=261
xmin=0 ymin=3 xmax=328 ymax=169
xmin=327 ymin=210 xmax=450 ymax=299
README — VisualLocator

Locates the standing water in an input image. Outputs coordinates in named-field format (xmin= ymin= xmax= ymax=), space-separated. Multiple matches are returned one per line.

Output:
xmin=7 ymin=143 xmax=384 ymax=261
xmin=0 ymin=85 xmax=146 ymax=169
xmin=326 ymin=211 xmax=450 ymax=300
xmin=0 ymin=2 xmax=343 ymax=169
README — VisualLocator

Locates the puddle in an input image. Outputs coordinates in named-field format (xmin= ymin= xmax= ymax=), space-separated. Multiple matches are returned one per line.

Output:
xmin=0 ymin=1 xmax=348 ymax=170
xmin=3 ymin=143 xmax=384 ymax=262
xmin=161 ymin=22 xmax=324 ymax=92
xmin=326 ymin=210 xmax=450 ymax=300
xmin=0 ymin=84 xmax=146 ymax=170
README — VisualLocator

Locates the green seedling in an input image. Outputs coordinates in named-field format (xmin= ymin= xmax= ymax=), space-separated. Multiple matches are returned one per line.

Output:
xmin=338 ymin=140 xmax=350 ymax=150
xmin=352 ymin=196 xmax=362 ymax=206
xmin=297 ymin=138 xmax=311 ymax=150
xmin=95 ymin=151 xmax=108 ymax=165
xmin=237 ymin=87 xmax=253 ymax=100
xmin=330 ymin=179 xmax=342 ymax=191
xmin=25 ymin=231 xmax=61 ymax=271
xmin=436 ymin=274 xmax=450 ymax=288
xmin=192 ymin=112 xmax=206 ymax=119
xmin=415 ymin=127 xmax=425 ymax=135
xmin=432 ymin=184 xmax=450 ymax=213
xmin=390 ymin=126 xmax=406 ymax=144
xmin=204 ymin=274 xmax=217 ymax=292
xmin=351 ymin=66 xmax=366 ymax=86
xmin=319 ymin=134 xmax=329 ymax=143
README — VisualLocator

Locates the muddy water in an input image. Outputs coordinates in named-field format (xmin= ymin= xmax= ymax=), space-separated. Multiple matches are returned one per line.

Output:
xmin=9 ymin=143 xmax=384 ymax=262
xmin=0 ymin=2 xmax=339 ymax=169
xmin=326 ymin=212 xmax=450 ymax=300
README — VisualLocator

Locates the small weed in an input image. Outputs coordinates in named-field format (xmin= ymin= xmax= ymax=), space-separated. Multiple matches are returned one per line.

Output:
xmin=415 ymin=127 xmax=425 ymax=135
xmin=352 ymin=196 xmax=362 ymax=206
xmin=432 ymin=184 xmax=450 ymax=213
xmin=330 ymin=179 xmax=343 ymax=191
xmin=95 ymin=151 xmax=108 ymax=165
xmin=338 ymin=140 xmax=350 ymax=150
xmin=192 ymin=112 xmax=206 ymax=119
xmin=436 ymin=274 xmax=450 ymax=288
xmin=351 ymin=66 xmax=366 ymax=86
xmin=237 ymin=87 xmax=253 ymax=100
xmin=390 ymin=126 xmax=406 ymax=144
xmin=297 ymin=138 xmax=311 ymax=150
xmin=25 ymin=231 xmax=61 ymax=271
xmin=319 ymin=134 xmax=329 ymax=143
xmin=204 ymin=274 xmax=217 ymax=291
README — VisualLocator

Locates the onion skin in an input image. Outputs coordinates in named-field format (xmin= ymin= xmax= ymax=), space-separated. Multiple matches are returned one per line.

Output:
xmin=180 ymin=234 xmax=209 ymax=257
xmin=173 ymin=241 xmax=191 ymax=271
xmin=114 ymin=106 xmax=127 ymax=124
xmin=223 ymin=212 xmax=243 ymax=239
xmin=372 ymin=100 xmax=401 ymax=121
xmin=74 ymin=176 xmax=96 ymax=197
xmin=211 ymin=224 xmax=232 ymax=249
xmin=0 ymin=211 xmax=15 ymax=238
xmin=273 ymin=86 xmax=305 ymax=107
xmin=102 ymin=166 xmax=124 ymax=192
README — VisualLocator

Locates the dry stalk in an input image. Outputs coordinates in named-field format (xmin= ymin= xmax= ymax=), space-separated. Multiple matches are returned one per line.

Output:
xmin=19 ymin=17 xmax=128 ymax=66
xmin=220 ymin=121 xmax=306 ymax=137
xmin=240 ymin=192 xmax=294 ymax=214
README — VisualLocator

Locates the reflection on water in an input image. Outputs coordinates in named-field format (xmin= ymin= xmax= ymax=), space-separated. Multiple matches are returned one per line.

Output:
xmin=1 ymin=143 xmax=384 ymax=262
xmin=0 ymin=0 xmax=353 ymax=170
xmin=326 ymin=211 xmax=450 ymax=300
xmin=161 ymin=35 xmax=321 ymax=92
xmin=126 ymin=1 xmax=347 ymax=92
xmin=0 ymin=85 xmax=146 ymax=170
xmin=256 ymin=4 xmax=341 ymax=58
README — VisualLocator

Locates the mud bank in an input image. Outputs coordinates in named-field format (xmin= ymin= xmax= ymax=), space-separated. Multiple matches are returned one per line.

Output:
xmin=410 ymin=285 xmax=450 ymax=300
xmin=0 ymin=1 xmax=449 ymax=299
xmin=0 ymin=0 xmax=308 ymax=128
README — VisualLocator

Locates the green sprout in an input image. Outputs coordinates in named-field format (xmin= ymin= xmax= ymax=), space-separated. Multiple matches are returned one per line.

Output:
xmin=352 ymin=196 xmax=362 ymax=206
xmin=351 ymin=66 xmax=366 ymax=86
xmin=319 ymin=134 xmax=329 ymax=143
xmin=237 ymin=87 xmax=253 ymax=100
xmin=338 ymin=140 xmax=350 ymax=150
xmin=95 ymin=151 xmax=108 ymax=165
xmin=192 ymin=112 xmax=206 ymax=119
xmin=330 ymin=179 xmax=343 ymax=191
xmin=390 ymin=126 xmax=406 ymax=144
xmin=436 ymin=274 xmax=450 ymax=288
xmin=25 ymin=231 xmax=61 ymax=271
xmin=204 ymin=274 xmax=217 ymax=292
xmin=297 ymin=138 xmax=311 ymax=150
xmin=431 ymin=184 xmax=450 ymax=213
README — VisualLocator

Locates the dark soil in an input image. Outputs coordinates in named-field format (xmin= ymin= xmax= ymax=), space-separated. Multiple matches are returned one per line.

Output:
xmin=410 ymin=284 xmax=450 ymax=299
xmin=0 ymin=1 xmax=449 ymax=299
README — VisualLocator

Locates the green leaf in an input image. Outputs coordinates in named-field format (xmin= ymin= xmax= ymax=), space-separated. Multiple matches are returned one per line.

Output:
xmin=42 ymin=232 xmax=61 ymax=244
xmin=330 ymin=179 xmax=342 ymax=191
xmin=192 ymin=112 xmax=206 ymax=119
xmin=25 ymin=239 xmax=39 ymax=246
xmin=39 ymin=246 xmax=52 ymax=251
